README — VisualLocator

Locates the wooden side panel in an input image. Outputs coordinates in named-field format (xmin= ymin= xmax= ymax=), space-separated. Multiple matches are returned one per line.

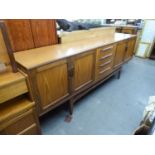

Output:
xmin=36 ymin=61 xmax=69 ymax=110
xmin=72 ymin=52 xmax=94 ymax=91
xmin=5 ymin=19 xmax=35 ymax=52
xmin=113 ymin=41 xmax=126 ymax=69
xmin=30 ymin=19 xmax=58 ymax=48
xmin=124 ymin=38 xmax=136 ymax=62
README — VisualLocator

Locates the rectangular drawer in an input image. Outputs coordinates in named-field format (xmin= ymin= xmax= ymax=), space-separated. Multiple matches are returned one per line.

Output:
xmin=21 ymin=124 xmax=38 ymax=135
xmin=99 ymin=45 xmax=115 ymax=58
xmin=98 ymin=67 xmax=112 ymax=79
xmin=98 ymin=55 xmax=113 ymax=66
xmin=0 ymin=79 xmax=28 ymax=104
xmin=98 ymin=61 xmax=112 ymax=73
xmin=4 ymin=110 xmax=36 ymax=135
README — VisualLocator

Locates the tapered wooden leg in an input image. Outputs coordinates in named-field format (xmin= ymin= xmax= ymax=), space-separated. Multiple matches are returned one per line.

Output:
xmin=68 ymin=99 xmax=74 ymax=115
xmin=115 ymin=69 xmax=121 ymax=79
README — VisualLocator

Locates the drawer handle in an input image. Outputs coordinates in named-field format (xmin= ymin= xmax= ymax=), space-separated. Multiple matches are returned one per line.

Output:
xmin=99 ymin=67 xmax=111 ymax=74
xmin=100 ymin=46 xmax=113 ymax=53
xmin=99 ymin=53 xmax=113 ymax=60
xmin=99 ymin=60 xmax=112 ymax=67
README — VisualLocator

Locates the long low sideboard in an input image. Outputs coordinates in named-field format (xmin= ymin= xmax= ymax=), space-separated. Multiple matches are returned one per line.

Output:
xmin=14 ymin=33 xmax=136 ymax=116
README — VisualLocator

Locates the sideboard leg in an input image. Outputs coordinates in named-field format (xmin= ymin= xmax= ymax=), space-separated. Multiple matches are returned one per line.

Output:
xmin=68 ymin=99 xmax=74 ymax=115
xmin=115 ymin=68 xmax=121 ymax=79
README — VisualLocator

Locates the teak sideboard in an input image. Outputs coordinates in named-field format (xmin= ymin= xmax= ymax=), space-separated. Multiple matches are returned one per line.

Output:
xmin=14 ymin=33 xmax=136 ymax=116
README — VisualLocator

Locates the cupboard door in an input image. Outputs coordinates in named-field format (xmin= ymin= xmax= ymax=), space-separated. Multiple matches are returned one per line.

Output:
xmin=36 ymin=60 xmax=69 ymax=110
xmin=5 ymin=20 xmax=35 ymax=52
xmin=72 ymin=52 xmax=95 ymax=92
xmin=113 ymin=41 xmax=126 ymax=69
xmin=30 ymin=19 xmax=58 ymax=48
xmin=124 ymin=38 xmax=136 ymax=62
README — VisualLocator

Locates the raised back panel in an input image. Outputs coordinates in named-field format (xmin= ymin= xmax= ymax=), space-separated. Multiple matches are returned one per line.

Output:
xmin=60 ymin=27 xmax=115 ymax=44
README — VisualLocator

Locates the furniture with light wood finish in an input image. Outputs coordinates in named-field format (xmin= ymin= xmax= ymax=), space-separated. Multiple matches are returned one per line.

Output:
xmin=0 ymin=21 xmax=17 ymax=72
xmin=70 ymin=51 xmax=95 ymax=92
xmin=0 ymin=71 xmax=28 ymax=104
xmin=113 ymin=40 xmax=127 ymax=69
xmin=116 ymin=26 xmax=138 ymax=35
xmin=0 ymin=70 xmax=41 ymax=135
xmin=95 ymin=44 xmax=116 ymax=81
xmin=124 ymin=37 xmax=136 ymax=62
xmin=14 ymin=32 xmax=137 ymax=116
xmin=0 ymin=97 xmax=41 ymax=135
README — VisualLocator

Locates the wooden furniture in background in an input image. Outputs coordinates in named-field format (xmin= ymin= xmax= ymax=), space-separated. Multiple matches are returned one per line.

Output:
xmin=0 ymin=21 xmax=17 ymax=72
xmin=0 ymin=97 xmax=41 ymax=135
xmin=0 ymin=70 xmax=41 ymax=135
xmin=14 ymin=32 xmax=136 ymax=116
xmin=0 ymin=72 xmax=28 ymax=104
xmin=30 ymin=19 xmax=58 ymax=47
xmin=3 ymin=19 xmax=58 ymax=52
xmin=116 ymin=26 xmax=138 ymax=35
xmin=5 ymin=20 xmax=35 ymax=52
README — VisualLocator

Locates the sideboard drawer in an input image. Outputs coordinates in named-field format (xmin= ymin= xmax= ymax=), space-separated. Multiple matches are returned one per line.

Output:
xmin=99 ymin=45 xmax=115 ymax=58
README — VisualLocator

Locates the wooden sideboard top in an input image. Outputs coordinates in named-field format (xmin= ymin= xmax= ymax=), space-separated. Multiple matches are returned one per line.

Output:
xmin=14 ymin=33 xmax=136 ymax=69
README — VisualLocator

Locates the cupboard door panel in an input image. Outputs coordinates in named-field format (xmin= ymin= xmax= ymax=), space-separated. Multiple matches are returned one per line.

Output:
xmin=124 ymin=38 xmax=136 ymax=62
xmin=72 ymin=52 xmax=95 ymax=91
xmin=5 ymin=20 xmax=35 ymax=52
xmin=30 ymin=19 xmax=58 ymax=48
xmin=36 ymin=61 xmax=69 ymax=110
xmin=113 ymin=41 xmax=126 ymax=69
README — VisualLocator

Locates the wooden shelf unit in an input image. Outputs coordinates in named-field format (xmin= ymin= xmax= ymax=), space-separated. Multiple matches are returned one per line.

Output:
xmin=0 ymin=71 xmax=41 ymax=135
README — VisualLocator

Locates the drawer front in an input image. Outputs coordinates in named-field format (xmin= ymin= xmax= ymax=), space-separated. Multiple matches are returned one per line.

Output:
xmin=99 ymin=55 xmax=113 ymax=66
xmin=0 ymin=79 xmax=28 ymax=104
xmin=95 ymin=44 xmax=116 ymax=80
xmin=98 ymin=60 xmax=112 ymax=73
xmin=98 ymin=67 xmax=112 ymax=79
xmin=99 ymin=45 xmax=114 ymax=58
xmin=4 ymin=111 xmax=35 ymax=135
xmin=20 ymin=124 xmax=38 ymax=135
